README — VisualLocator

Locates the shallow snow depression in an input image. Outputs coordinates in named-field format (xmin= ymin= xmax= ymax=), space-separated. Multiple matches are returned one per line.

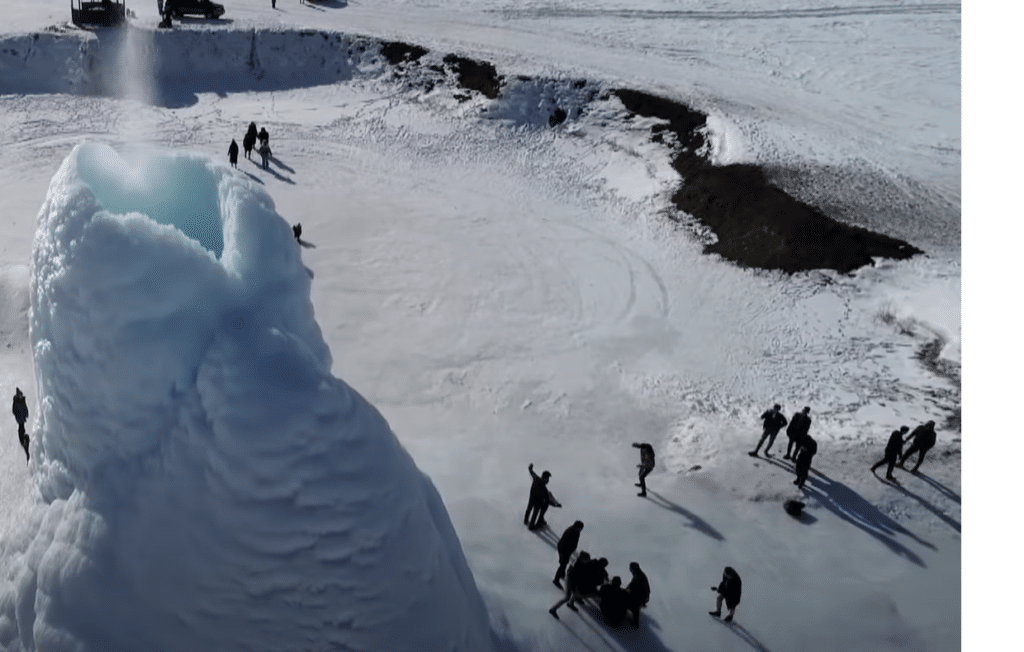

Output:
xmin=0 ymin=142 xmax=491 ymax=652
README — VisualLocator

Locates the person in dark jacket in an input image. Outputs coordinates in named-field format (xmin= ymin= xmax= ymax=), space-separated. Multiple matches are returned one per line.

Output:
xmin=625 ymin=561 xmax=650 ymax=627
xmin=258 ymin=141 xmax=272 ymax=170
xmin=871 ymin=426 xmax=910 ymax=481
xmin=784 ymin=406 xmax=812 ymax=460
xmin=632 ymin=442 xmax=655 ymax=497
xmin=258 ymin=127 xmax=269 ymax=147
xmin=550 ymin=551 xmax=589 ymax=619
xmin=598 ymin=576 xmax=630 ymax=627
xmin=750 ymin=403 xmax=788 ymax=457
xmin=228 ymin=139 xmax=239 ymax=168
xmin=898 ymin=420 xmax=938 ymax=473
xmin=243 ymin=123 xmax=258 ymax=159
xmin=524 ymin=463 xmax=561 ymax=529
xmin=12 ymin=388 xmax=29 ymax=462
xmin=292 ymin=223 xmax=302 ymax=241
xmin=709 ymin=566 xmax=742 ymax=622
xmin=793 ymin=432 xmax=817 ymax=489
xmin=568 ymin=557 xmax=609 ymax=609
xmin=553 ymin=520 xmax=584 ymax=588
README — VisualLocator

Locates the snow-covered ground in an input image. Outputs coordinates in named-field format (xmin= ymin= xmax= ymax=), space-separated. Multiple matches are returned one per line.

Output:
xmin=0 ymin=2 xmax=966 ymax=651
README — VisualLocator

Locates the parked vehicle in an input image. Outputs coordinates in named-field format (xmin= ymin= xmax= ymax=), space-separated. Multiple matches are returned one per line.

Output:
xmin=71 ymin=0 xmax=128 ymax=27
xmin=165 ymin=0 xmax=225 ymax=19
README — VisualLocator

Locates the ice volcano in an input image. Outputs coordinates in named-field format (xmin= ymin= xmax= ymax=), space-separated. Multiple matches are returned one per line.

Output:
xmin=0 ymin=143 xmax=491 ymax=652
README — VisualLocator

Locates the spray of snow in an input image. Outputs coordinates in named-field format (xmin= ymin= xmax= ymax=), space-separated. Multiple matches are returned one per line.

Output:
xmin=0 ymin=143 xmax=491 ymax=652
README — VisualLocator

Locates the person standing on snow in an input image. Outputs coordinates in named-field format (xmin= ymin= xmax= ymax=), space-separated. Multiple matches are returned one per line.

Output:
xmin=553 ymin=520 xmax=584 ymax=588
xmin=632 ymin=442 xmax=655 ymax=497
xmin=871 ymin=425 xmax=910 ymax=481
xmin=228 ymin=139 xmax=239 ymax=168
xmin=258 ymin=127 xmax=269 ymax=147
xmin=625 ymin=561 xmax=650 ymax=627
xmin=12 ymin=388 xmax=29 ymax=462
xmin=750 ymin=403 xmax=788 ymax=457
xmin=549 ymin=551 xmax=589 ymax=619
xmin=784 ymin=406 xmax=812 ymax=460
xmin=898 ymin=420 xmax=938 ymax=473
xmin=524 ymin=463 xmax=560 ymax=529
xmin=709 ymin=566 xmax=742 ymax=622
xmin=258 ymin=141 xmax=272 ymax=170
xmin=793 ymin=431 xmax=817 ymax=489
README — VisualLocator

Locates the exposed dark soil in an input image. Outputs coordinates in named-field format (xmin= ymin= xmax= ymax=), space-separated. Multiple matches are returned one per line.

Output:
xmin=442 ymin=54 xmax=503 ymax=99
xmin=612 ymin=88 xmax=923 ymax=274
xmin=380 ymin=41 xmax=428 ymax=66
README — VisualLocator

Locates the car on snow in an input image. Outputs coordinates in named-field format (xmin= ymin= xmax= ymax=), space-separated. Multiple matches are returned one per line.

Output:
xmin=165 ymin=0 xmax=226 ymax=19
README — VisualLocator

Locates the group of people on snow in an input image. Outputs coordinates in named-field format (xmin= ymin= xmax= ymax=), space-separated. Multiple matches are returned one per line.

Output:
xmin=525 ymin=440 xmax=741 ymax=630
xmin=229 ymin=122 xmax=272 ymax=170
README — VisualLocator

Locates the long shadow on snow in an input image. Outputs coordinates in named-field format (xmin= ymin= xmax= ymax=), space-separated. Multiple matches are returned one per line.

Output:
xmin=914 ymin=471 xmax=961 ymax=504
xmin=248 ymin=158 xmax=295 ymax=184
xmin=890 ymin=480 xmax=961 ymax=533
xmin=269 ymin=155 xmax=295 ymax=174
xmin=712 ymin=618 xmax=774 ymax=652
xmin=757 ymin=456 xmax=934 ymax=566
xmin=570 ymin=600 xmax=678 ymax=652
xmin=644 ymin=490 xmax=724 ymax=541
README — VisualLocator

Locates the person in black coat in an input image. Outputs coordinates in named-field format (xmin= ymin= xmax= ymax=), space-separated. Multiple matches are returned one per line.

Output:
xmin=871 ymin=426 xmax=910 ymax=481
xmin=12 ymin=388 xmax=29 ymax=462
xmin=569 ymin=557 xmax=609 ymax=609
xmin=524 ymin=463 xmax=561 ymax=529
xmin=632 ymin=442 xmax=655 ymax=496
xmin=784 ymin=406 xmax=811 ymax=459
xmin=553 ymin=520 xmax=584 ymax=588
xmin=625 ymin=561 xmax=650 ymax=627
xmin=793 ymin=432 xmax=817 ymax=489
xmin=292 ymin=223 xmax=302 ymax=241
xmin=898 ymin=420 xmax=937 ymax=473
xmin=243 ymin=123 xmax=258 ymax=159
xmin=598 ymin=576 xmax=630 ymax=627
xmin=750 ymin=403 xmax=788 ymax=457
xmin=709 ymin=566 xmax=742 ymax=622
xmin=550 ymin=551 xmax=590 ymax=619
xmin=228 ymin=139 xmax=239 ymax=168
xmin=258 ymin=127 xmax=269 ymax=147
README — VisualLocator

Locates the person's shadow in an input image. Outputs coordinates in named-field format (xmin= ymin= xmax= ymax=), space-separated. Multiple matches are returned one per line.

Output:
xmin=760 ymin=457 xmax=933 ymax=566
xmin=712 ymin=618 xmax=774 ymax=652
xmin=249 ymin=158 xmax=295 ymax=184
xmin=644 ymin=490 xmax=725 ymax=541
xmin=915 ymin=471 xmax=961 ymax=504
xmin=269 ymin=155 xmax=295 ymax=174
xmin=890 ymin=480 xmax=961 ymax=533
xmin=570 ymin=601 xmax=679 ymax=652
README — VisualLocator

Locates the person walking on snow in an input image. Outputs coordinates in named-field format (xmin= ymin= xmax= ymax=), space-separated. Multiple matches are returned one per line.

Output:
xmin=871 ymin=426 xmax=910 ymax=481
xmin=228 ymin=139 xmax=239 ymax=168
xmin=258 ymin=127 xmax=269 ymax=147
xmin=750 ymin=403 xmax=788 ymax=457
xmin=258 ymin=141 xmax=272 ymax=170
xmin=553 ymin=520 xmax=584 ymax=588
xmin=243 ymin=123 xmax=258 ymax=159
xmin=625 ymin=561 xmax=650 ymax=627
xmin=12 ymin=388 xmax=29 ymax=462
xmin=709 ymin=566 xmax=742 ymax=622
xmin=793 ymin=431 xmax=817 ymax=489
xmin=549 ymin=551 xmax=589 ymax=619
xmin=524 ymin=463 xmax=560 ymax=529
xmin=784 ymin=406 xmax=812 ymax=460
xmin=633 ymin=442 xmax=655 ymax=497
xmin=898 ymin=420 xmax=937 ymax=473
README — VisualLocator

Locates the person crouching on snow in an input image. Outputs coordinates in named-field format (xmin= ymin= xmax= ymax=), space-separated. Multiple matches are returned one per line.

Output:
xmin=709 ymin=566 xmax=742 ymax=622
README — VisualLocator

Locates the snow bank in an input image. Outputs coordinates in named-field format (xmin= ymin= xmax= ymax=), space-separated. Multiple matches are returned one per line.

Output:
xmin=0 ymin=27 xmax=385 ymax=105
xmin=0 ymin=142 xmax=491 ymax=652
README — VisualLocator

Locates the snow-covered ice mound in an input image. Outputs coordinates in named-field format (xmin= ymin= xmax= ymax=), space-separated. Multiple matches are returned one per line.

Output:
xmin=0 ymin=142 xmax=491 ymax=652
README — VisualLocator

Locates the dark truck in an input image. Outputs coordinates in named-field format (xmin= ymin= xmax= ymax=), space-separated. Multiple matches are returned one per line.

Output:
xmin=165 ymin=0 xmax=225 ymax=19
xmin=71 ymin=0 xmax=128 ymax=27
